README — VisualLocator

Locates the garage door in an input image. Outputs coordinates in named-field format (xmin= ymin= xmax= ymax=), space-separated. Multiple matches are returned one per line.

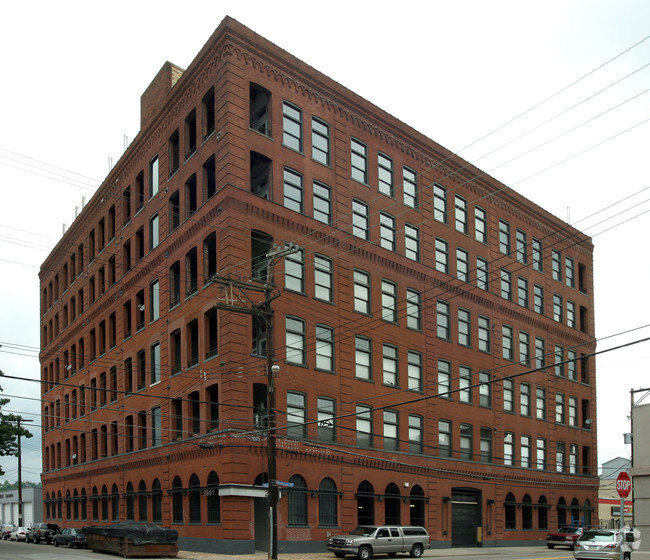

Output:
xmin=451 ymin=489 xmax=480 ymax=547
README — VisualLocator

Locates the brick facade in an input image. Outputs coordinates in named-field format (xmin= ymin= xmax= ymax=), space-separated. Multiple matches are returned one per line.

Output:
xmin=39 ymin=17 xmax=598 ymax=553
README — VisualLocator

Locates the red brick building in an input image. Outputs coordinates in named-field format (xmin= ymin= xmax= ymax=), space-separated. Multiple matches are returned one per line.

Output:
xmin=39 ymin=17 xmax=598 ymax=553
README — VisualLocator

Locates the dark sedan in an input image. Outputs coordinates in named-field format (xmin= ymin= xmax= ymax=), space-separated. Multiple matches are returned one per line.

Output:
xmin=53 ymin=528 xmax=87 ymax=548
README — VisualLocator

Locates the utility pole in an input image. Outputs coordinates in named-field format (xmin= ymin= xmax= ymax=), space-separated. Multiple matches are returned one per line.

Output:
xmin=16 ymin=418 xmax=34 ymax=527
xmin=211 ymin=243 xmax=298 ymax=560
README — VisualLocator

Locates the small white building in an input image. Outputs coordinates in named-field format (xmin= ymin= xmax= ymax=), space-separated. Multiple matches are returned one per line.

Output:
xmin=0 ymin=487 xmax=42 ymax=527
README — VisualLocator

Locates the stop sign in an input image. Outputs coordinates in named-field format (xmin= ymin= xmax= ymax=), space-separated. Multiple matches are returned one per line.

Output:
xmin=616 ymin=471 xmax=632 ymax=498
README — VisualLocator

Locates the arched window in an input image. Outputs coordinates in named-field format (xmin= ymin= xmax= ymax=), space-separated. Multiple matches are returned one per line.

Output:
xmin=557 ymin=497 xmax=567 ymax=525
xmin=522 ymin=494 xmax=532 ymax=530
xmin=152 ymin=479 xmax=162 ymax=523
xmin=138 ymin=480 xmax=148 ymax=522
xmin=125 ymin=482 xmax=135 ymax=521
xmin=570 ymin=498 xmax=580 ymax=525
xmin=111 ymin=484 xmax=120 ymax=521
xmin=409 ymin=485 xmax=425 ymax=527
xmin=206 ymin=471 xmax=220 ymax=524
xmin=537 ymin=495 xmax=548 ymax=530
xmin=57 ymin=490 xmax=62 ymax=519
xmin=66 ymin=490 xmax=71 ymax=520
xmin=385 ymin=483 xmax=401 ymax=525
xmin=91 ymin=487 xmax=99 ymax=521
xmin=172 ymin=476 xmax=184 ymax=524
xmin=357 ymin=481 xmax=375 ymax=525
xmin=101 ymin=484 xmax=109 ymax=521
xmin=73 ymin=489 xmax=79 ymax=521
xmin=583 ymin=499 xmax=592 ymax=527
xmin=189 ymin=473 xmax=201 ymax=524
xmin=318 ymin=477 xmax=337 ymax=527
xmin=505 ymin=492 xmax=516 ymax=529
xmin=81 ymin=488 xmax=88 ymax=521
xmin=288 ymin=474 xmax=308 ymax=526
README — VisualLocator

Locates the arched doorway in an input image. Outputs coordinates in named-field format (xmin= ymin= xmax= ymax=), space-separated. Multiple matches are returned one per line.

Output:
xmin=409 ymin=485 xmax=425 ymax=526
xmin=357 ymin=481 xmax=375 ymax=525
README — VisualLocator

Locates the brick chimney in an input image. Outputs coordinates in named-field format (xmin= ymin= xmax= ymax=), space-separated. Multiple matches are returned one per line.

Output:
xmin=140 ymin=61 xmax=184 ymax=130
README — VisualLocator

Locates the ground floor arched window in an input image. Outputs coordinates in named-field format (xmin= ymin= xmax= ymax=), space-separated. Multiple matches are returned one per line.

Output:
xmin=409 ymin=485 xmax=425 ymax=527
xmin=357 ymin=481 xmax=375 ymax=525
xmin=318 ymin=477 xmax=338 ymax=527
xmin=505 ymin=493 xmax=516 ymax=529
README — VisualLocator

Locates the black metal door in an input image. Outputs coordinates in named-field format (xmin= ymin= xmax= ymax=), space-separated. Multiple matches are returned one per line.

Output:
xmin=451 ymin=490 xmax=480 ymax=547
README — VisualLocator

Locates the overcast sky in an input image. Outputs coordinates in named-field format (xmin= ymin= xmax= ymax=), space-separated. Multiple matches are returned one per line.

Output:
xmin=0 ymin=0 xmax=648 ymax=483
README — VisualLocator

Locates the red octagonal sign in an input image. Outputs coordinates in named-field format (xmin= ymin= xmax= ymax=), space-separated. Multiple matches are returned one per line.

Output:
xmin=616 ymin=471 xmax=632 ymax=498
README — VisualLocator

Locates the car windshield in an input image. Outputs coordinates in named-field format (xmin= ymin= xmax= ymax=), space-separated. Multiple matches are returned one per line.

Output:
xmin=350 ymin=527 xmax=377 ymax=536
xmin=580 ymin=531 xmax=616 ymax=542
xmin=558 ymin=527 xmax=581 ymax=534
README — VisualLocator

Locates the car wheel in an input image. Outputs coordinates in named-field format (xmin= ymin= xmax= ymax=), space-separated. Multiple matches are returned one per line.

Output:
xmin=624 ymin=554 xmax=631 ymax=560
xmin=570 ymin=544 xmax=576 ymax=551
xmin=334 ymin=553 xmax=346 ymax=558
xmin=357 ymin=545 xmax=372 ymax=560
xmin=547 ymin=544 xmax=554 ymax=549
xmin=54 ymin=539 xmax=59 ymax=547
xmin=410 ymin=544 xmax=423 ymax=558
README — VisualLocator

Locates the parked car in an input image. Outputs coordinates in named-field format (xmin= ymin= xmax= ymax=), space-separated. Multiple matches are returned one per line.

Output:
xmin=26 ymin=522 xmax=60 ymax=544
xmin=547 ymin=526 xmax=585 ymax=550
xmin=1 ymin=524 xmax=14 ymax=540
xmin=574 ymin=529 xmax=636 ymax=560
xmin=9 ymin=526 xmax=28 ymax=541
xmin=327 ymin=525 xmax=430 ymax=559
xmin=53 ymin=528 xmax=87 ymax=548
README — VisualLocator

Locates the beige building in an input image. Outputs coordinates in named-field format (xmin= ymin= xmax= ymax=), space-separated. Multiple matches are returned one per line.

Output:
xmin=631 ymin=398 xmax=650 ymax=550
xmin=599 ymin=457 xmax=632 ymax=529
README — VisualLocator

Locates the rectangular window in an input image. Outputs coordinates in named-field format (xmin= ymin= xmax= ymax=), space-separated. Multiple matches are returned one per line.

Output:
xmin=355 ymin=336 xmax=372 ymax=380
xmin=478 ymin=315 xmax=491 ymax=353
xmin=353 ymin=270 xmax=371 ymax=314
xmin=532 ymin=238 xmax=543 ymax=272
xmin=317 ymin=397 xmax=335 ymax=442
xmin=479 ymin=371 xmax=491 ymax=408
xmin=381 ymin=280 xmax=397 ymax=323
xmin=285 ymin=316 xmax=306 ymax=365
xmin=433 ymin=184 xmax=447 ymax=223
xmin=435 ymin=238 xmax=448 ymax=273
xmin=555 ymin=345 xmax=564 ymax=377
xmin=313 ymin=181 xmax=331 ymax=224
xmin=284 ymin=248 xmax=304 ymax=293
xmin=315 ymin=325 xmax=334 ymax=372
xmin=519 ymin=331 xmax=530 ymax=365
xmin=565 ymin=257 xmax=575 ymax=287
xmin=407 ymin=351 xmax=422 ymax=391
xmin=521 ymin=435 xmax=531 ymax=468
xmin=516 ymin=229 xmax=527 ymax=263
xmin=436 ymin=300 xmax=450 ymax=340
xmin=169 ymin=261 xmax=181 ymax=308
xmin=553 ymin=294 xmax=563 ymax=322
xmin=380 ymin=212 xmax=396 ymax=251
xmin=520 ymin=383 xmax=530 ymax=416
xmin=460 ymin=424 xmax=473 ymax=460
xmin=409 ymin=415 xmax=423 ymax=454
xmin=350 ymin=138 xmax=368 ymax=183
xmin=569 ymin=444 xmax=578 ymax=474
xmin=504 ymin=432 xmax=514 ymax=466
xmin=480 ymin=427 xmax=492 ymax=463
xmin=458 ymin=308 xmax=471 ymax=347
xmin=403 ymin=166 xmax=417 ymax=208
xmin=439 ymin=420 xmax=451 ymax=457
xmin=500 ymin=269 xmax=512 ymax=300
xmin=382 ymin=344 xmax=398 ymax=387
xmin=438 ymin=359 xmax=451 ymax=397
xmin=517 ymin=277 xmax=528 ymax=307
xmin=352 ymin=199 xmax=369 ymax=239
xmin=502 ymin=325 xmax=514 ymax=360
xmin=405 ymin=224 xmax=420 ymax=261
xmin=406 ymin=289 xmax=421 ymax=330
xmin=185 ymin=109 xmax=197 ymax=157
xmin=283 ymin=168 xmax=303 ymax=213
xmin=150 ymin=156 xmax=159 ymax=197
xmin=556 ymin=393 xmax=566 ymax=424
xmin=503 ymin=379 xmax=514 ymax=412
xmin=455 ymin=196 xmax=468 ymax=233
xmin=314 ymin=255 xmax=333 ymax=302
xmin=456 ymin=248 xmax=469 ymax=282
xmin=475 ymin=206 xmax=487 ymax=243
xmin=567 ymin=350 xmax=577 ymax=381
xmin=552 ymin=249 xmax=562 ymax=281
xmin=569 ymin=396 xmax=578 ymax=427
xmin=356 ymin=405 xmax=372 ymax=447
xmin=283 ymin=101 xmax=302 ymax=151
xmin=378 ymin=153 xmax=393 ymax=196
xmin=150 ymin=342 xmax=160 ymax=385
xmin=535 ymin=337 xmax=546 ymax=368
xmin=476 ymin=257 xmax=489 ymax=290
xmin=287 ymin=391 xmax=307 ymax=438
xmin=311 ymin=117 xmax=330 ymax=165
xmin=533 ymin=284 xmax=544 ymax=314
xmin=151 ymin=406 xmax=162 ymax=447
xmin=186 ymin=247 xmax=198 ymax=297
xmin=536 ymin=438 xmax=547 ymax=470
xmin=202 ymin=87 xmax=215 ymax=139
xmin=459 ymin=366 xmax=472 ymax=403
xmin=567 ymin=300 xmax=576 ymax=328
xmin=149 ymin=214 xmax=159 ymax=250
xmin=149 ymin=279 xmax=160 ymax=322
xmin=536 ymin=387 xmax=547 ymax=420
xmin=499 ymin=220 xmax=510 ymax=255
xmin=383 ymin=410 xmax=398 ymax=451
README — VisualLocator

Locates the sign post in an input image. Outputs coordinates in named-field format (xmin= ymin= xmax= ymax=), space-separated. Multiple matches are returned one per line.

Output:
xmin=616 ymin=471 xmax=632 ymax=560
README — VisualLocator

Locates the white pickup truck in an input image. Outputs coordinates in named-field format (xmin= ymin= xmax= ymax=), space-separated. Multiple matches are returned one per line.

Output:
xmin=327 ymin=525 xmax=430 ymax=559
